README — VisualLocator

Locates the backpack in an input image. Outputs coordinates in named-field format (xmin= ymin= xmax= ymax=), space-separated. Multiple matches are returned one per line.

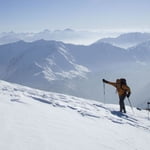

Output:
xmin=120 ymin=78 xmax=127 ymax=86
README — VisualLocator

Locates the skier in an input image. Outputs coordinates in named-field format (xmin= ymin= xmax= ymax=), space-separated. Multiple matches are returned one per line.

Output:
xmin=102 ymin=78 xmax=131 ymax=113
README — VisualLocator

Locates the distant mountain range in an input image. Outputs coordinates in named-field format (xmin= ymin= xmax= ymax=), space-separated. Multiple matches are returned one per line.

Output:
xmin=0 ymin=32 xmax=150 ymax=107
xmin=1 ymin=30 xmax=150 ymax=48
xmin=0 ymin=29 xmax=105 ymax=45
xmin=97 ymin=32 xmax=150 ymax=48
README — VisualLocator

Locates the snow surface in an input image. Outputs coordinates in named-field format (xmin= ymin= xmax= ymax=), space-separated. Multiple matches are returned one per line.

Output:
xmin=0 ymin=80 xmax=150 ymax=150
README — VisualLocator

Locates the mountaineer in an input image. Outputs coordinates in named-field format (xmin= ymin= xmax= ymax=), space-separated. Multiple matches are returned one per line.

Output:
xmin=102 ymin=78 xmax=131 ymax=113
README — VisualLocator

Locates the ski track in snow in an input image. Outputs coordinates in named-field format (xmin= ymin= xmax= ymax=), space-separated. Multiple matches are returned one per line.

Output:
xmin=1 ymin=80 xmax=149 ymax=132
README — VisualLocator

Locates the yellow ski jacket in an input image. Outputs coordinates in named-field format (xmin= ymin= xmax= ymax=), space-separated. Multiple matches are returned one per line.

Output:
xmin=105 ymin=81 xmax=131 ymax=97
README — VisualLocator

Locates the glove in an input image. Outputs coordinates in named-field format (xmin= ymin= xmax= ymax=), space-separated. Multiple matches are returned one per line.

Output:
xmin=102 ymin=79 xmax=108 ymax=83
xmin=127 ymin=92 xmax=131 ymax=98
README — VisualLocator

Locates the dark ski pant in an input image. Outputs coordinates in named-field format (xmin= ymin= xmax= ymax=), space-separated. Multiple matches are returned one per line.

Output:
xmin=119 ymin=95 xmax=126 ymax=113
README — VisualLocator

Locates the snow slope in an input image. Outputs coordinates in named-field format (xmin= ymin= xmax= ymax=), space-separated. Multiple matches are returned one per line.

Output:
xmin=0 ymin=80 xmax=150 ymax=150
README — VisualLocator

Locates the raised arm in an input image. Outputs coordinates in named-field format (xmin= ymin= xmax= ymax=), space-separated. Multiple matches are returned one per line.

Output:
xmin=102 ymin=79 xmax=117 ymax=88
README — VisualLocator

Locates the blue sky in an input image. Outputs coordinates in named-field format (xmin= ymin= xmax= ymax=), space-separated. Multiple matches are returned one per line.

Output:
xmin=1 ymin=0 xmax=150 ymax=32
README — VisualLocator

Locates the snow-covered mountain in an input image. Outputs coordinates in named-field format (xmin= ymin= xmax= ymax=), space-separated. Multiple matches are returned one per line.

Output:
xmin=0 ymin=29 xmax=104 ymax=45
xmin=0 ymin=31 xmax=32 ymax=45
xmin=0 ymin=40 xmax=127 ymax=84
xmin=67 ymin=42 xmax=132 ymax=70
xmin=97 ymin=32 xmax=150 ymax=48
xmin=0 ymin=40 xmax=133 ymax=99
xmin=0 ymin=80 xmax=150 ymax=150
xmin=0 ymin=40 xmax=89 ymax=82
xmin=1 ymin=31 xmax=150 ymax=48
xmin=1 ymin=39 xmax=150 ymax=107
xmin=129 ymin=40 xmax=150 ymax=62
xmin=0 ymin=40 xmax=93 ymax=101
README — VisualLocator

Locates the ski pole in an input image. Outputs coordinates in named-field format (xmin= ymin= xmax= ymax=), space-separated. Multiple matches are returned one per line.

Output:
xmin=103 ymin=82 xmax=106 ymax=104
xmin=147 ymin=102 xmax=150 ymax=120
xmin=128 ymin=98 xmax=134 ymax=114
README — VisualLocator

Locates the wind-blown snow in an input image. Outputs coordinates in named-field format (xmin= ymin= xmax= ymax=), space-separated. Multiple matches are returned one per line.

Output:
xmin=0 ymin=80 xmax=149 ymax=150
